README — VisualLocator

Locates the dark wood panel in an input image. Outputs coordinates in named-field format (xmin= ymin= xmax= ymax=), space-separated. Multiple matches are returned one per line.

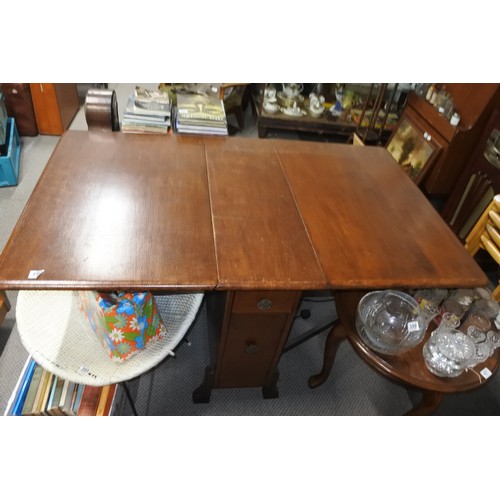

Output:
xmin=275 ymin=140 xmax=487 ymax=289
xmin=204 ymin=137 xmax=326 ymax=290
xmin=54 ymin=84 xmax=80 ymax=131
xmin=0 ymin=132 xmax=218 ymax=290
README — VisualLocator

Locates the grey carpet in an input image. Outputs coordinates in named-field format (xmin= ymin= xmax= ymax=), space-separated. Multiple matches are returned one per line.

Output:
xmin=1 ymin=84 xmax=499 ymax=416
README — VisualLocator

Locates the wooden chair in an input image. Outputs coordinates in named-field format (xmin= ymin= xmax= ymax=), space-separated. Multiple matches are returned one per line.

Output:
xmin=0 ymin=290 xmax=10 ymax=325
xmin=219 ymin=83 xmax=248 ymax=132
xmin=464 ymin=194 xmax=500 ymax=299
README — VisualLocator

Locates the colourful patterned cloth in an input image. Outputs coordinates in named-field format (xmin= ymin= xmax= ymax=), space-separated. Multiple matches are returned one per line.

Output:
xmin=79 ymin=291 xmax=167 ymax=363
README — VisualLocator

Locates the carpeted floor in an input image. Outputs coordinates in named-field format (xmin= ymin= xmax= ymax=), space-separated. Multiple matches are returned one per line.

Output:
xmin=1 ymin=84 xmax=499 ymax=416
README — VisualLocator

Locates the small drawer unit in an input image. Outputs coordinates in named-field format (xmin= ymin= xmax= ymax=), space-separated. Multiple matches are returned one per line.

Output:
xmin=215 ymin=290 xmax=301 ymax=390
xmin=0 ymin=118 xmax=21 ymax=187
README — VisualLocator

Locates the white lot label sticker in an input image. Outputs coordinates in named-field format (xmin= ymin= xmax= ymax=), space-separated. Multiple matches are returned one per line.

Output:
xmin=28 ymin=269 xmax=45 ymax=279
xmin=407 ymin=321 xmax=420 ymax=332
xmin=480 ymin=367 xmax=492 ymax=379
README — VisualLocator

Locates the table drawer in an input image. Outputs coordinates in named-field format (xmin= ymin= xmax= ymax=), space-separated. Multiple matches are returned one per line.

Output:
xmin=218 ymin=313 xmax=289 ymax=387
xmin=231 ymin=290 xmax=297 ymax=314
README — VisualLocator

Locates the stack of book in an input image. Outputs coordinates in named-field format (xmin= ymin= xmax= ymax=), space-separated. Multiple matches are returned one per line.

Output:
xmin=5 ymin=357 xmax=117 ymax=416
xmin=175 ymin=93 xmax=228 ymax=136
xmin=121 ymin=86 xmax=171 ymax=134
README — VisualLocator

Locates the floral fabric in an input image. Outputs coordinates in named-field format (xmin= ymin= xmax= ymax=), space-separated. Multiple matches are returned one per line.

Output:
xmin=79 ymin=291 xmax=167 ymax=363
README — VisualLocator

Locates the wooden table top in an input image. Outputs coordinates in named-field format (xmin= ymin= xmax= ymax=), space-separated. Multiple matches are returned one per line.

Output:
xmin=274 ymin=140 xmax=487 ymax=290
xmin=0 ymin=132 xmax=488 ymax=292
xmin=0 ymin=131 xmax=218 ymax=291
xmin=205 ymin=137 xmax=325 ymax=290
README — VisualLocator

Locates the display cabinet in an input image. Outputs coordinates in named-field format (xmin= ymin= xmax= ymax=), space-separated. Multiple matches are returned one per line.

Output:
xmin=403 ymin=84 xmax=500 ymax=197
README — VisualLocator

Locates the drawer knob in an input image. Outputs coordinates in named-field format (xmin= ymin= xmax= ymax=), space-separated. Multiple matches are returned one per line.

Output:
xmin=257 ymin=298 xmax=273 ymax=311
xmin=245 ymin=341 xmax=259 ymax=354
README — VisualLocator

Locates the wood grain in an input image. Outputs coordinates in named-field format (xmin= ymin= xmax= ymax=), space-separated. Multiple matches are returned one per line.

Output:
xmin=0 ymin=132 xmax=218 ymax=291
xmin=0 ymin=133 xmax=487 ymax=293
xmin=275 ymin=140 xmax=487 ymax=290
xmin=204 ymin=137 xmax=326 ymax=290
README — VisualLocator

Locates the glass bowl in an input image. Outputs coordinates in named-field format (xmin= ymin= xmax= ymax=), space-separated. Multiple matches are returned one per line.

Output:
xmin=423 ymin=329 xmax=476 ymax=377
xmin=355 ymin=290 xmax=427 ymax=355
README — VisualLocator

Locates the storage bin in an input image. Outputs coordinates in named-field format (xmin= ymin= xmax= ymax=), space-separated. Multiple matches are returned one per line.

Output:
xmin=0 ymin=118 xmax=21 ymax=187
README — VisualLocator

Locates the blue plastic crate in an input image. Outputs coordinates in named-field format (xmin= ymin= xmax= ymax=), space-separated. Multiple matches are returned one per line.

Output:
xmin=0 ymin=118 xmax=21 ymax=187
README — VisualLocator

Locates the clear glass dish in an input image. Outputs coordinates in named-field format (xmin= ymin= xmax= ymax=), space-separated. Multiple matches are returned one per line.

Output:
xmin=356 ymin=290 xmax=427 ymax=355
xmin=423 ymin=329 xmax=476 ymax=377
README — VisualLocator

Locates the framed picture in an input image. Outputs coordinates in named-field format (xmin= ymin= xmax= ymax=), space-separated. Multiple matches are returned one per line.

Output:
xmin=386 ymin=114 xmax=442 ymax=184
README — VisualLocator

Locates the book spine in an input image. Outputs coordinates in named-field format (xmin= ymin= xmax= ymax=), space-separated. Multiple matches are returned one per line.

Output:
xmin=40 ymin=373 xmax=54 ymax=416
xmin=31 ymin=369 xmax=49 ymax=415
xmin=21 ymin=364 xmax=43 ymax=415
xmin=61 ymin=381 xmax=76 ymax=415
xmin=72 ymin=384 xmax=85 ymax=415
xmin=103 ymin=384 xmax=117 ymax=416
xmin=4 ymin=357 xmax=32 ymax=415
xmin=10 ymin=358 xmax=37 ymax=416
xmin=95 ymin=385 xmax=111 ymax=416
xmin=77 ymin=385 xmax=102 ymax=416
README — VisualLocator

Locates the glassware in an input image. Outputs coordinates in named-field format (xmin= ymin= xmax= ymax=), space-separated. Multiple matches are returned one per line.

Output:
xmin=465 ymin=326 xmax=495 ymax=366
xmin=487 ymin=330 xmax=500 ymax=349
xmin=413 ymin=288 xmax=448 ymax=307
xmin=435 ymin=311 xmax=461 ymax=333
xmin=423 ymin=329 xmax=476 ymax=377
xmin=459 ymin=312 xmax=492 ymax=334
xmin=474 ymin=287 xmax=495 ymax=301
xmin=415 ymin=83 xmax=430 ymax=98
xmin=440 ymin=297 xmax=466 ymax=319
xmin=470 ymin=298 xmax=500 ymax=319
xmin=356 ymin=290 xmax=427 ymax=355
xmin=451 ymin=289 xmax=476 ymax=309
xmin=413 ymin=288 xmax=446 ymax=327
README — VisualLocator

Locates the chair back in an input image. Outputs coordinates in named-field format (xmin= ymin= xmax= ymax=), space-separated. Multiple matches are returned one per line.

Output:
xmin=464 ymin=194 xmax=500 ymax=300
xmin=465 ymin=194 xmax=500 ymax=258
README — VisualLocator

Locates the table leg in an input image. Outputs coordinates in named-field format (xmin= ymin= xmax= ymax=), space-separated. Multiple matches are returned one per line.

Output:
xmin=262 ymin=370 xmax=279 ymax=399
xmin=405 ymin=390 xmax=444 ymax=416
xmin=192 ymin=365 xmax=215 ymax=404
xmin=308 ymin=322 xmax=348 ymax=388
xmin=0 ymin=291 xmax=10 ymax=326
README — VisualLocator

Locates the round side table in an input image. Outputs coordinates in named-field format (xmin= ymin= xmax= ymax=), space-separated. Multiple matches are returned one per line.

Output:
xmin=309 ymin=290 xmax=500 ymax=415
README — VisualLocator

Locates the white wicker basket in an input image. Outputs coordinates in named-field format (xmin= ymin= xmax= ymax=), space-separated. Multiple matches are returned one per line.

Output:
xmin=16 ymin=290 xmax=203 ymax=386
